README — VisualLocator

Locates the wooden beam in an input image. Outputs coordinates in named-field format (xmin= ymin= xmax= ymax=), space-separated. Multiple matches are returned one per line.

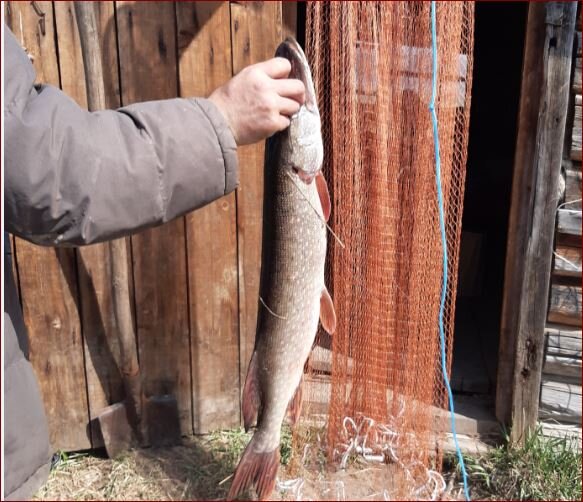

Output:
xmin=497 ymin=4 xmax=548 ymax=426
xmin=498 ymin=2 xmax=577 ymax=443
xmin=512 ymin=2 xmax=578 ymax=441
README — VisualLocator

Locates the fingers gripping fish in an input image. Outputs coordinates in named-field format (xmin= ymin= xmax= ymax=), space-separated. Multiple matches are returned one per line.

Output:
xmin=228 ymin=38 xmax=336 ymax=501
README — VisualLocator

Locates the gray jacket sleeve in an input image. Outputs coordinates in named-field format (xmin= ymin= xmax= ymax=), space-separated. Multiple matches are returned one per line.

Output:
xmin=4 ymin=27 xmax=238 ymax=246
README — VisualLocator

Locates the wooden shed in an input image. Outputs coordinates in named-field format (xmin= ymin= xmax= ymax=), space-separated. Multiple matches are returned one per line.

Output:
xmin=4 ymin=1 xmax=581 ymax=453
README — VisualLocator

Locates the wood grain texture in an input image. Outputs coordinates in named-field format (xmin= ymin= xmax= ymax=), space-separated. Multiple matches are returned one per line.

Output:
xmin=230 ymin=1 xmax=283 ymax=401
xmin=7 ymin=1 xmax=91 ymax=451
xmin=116 ymin=1 xmax=192 ymax=435
xmin=564 ymin=167 xmax=581 ymax=209
xmin=282 ymin=1 xmax=297 ymax=40
xmin=496 ymin=4 xmax=547 ymax=426
xmin=5 ymin=1 xmax=60 ymax=85
xmin=548 ymin=285 xmax=582 ymax=327
xmin=573 ymin=56 xmax=581 ymax=94
xmin=508 ymin=2 xmax=577 ymax=443
xmin=543 ymin=354 xmax=581 ymax=380
xmin=54 ymin=0 xmax=126 ymax=449
xmin=553 ymin=245 xmax=581 ymax=277
xmin=176 ymin=1 xmax=240 ymax=433
xmin=539 ymin=378 xmax=582 ymax=423
xmin=557 ymin=208 xmax=582 ymax=237
xmin=545 ymin=324 xmax=582 ymax=358
xmin=571 ymin=101 xmax=581 ymax=161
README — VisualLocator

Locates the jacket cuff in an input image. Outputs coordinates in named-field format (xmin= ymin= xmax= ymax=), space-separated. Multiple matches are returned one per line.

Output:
xmin=190 ymin=98 xmax=238 ymax=194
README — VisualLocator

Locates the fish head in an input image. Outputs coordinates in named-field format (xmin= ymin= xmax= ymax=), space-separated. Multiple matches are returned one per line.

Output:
xmin=276 ymin=38 xmax=323 ymax=184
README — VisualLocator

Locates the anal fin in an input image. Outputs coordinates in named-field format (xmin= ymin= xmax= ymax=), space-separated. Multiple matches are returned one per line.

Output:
xmin=286 ymin=377 xmax=303 ymax=427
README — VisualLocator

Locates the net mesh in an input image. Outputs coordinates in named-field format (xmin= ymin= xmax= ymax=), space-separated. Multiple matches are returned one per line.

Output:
xmin=293 ymin=2 xmax=475 ymax=499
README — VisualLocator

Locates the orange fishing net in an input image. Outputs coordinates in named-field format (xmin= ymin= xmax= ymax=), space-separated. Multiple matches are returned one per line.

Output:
xmin=295 ymin=2 xmax=475 ymax=499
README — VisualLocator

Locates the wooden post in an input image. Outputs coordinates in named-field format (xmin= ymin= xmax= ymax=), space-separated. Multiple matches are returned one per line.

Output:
xmin=498 ymin=2 xmax=577 ymax=443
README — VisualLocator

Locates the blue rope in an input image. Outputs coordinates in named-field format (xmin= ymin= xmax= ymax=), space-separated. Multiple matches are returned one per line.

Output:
xmin=428 ymin=2 xmax=470 ymax=500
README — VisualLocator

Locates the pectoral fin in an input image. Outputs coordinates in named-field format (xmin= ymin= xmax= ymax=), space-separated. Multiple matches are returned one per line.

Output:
xmin=315 ymin=171 xmax=331 ymax=222
xmin=320 ymin=286 xmax=337 ymax=334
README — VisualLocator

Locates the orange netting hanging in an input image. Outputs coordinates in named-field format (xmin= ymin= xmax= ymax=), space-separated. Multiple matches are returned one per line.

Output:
xmin=297 ymin=2 xmax=474 ymax=499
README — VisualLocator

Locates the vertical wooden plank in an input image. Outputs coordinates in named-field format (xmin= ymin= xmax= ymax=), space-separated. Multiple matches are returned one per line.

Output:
xmin=116 ymin=1 xmax=192 ymax=435
xmin=496 ymin=4 xmax=547 ymax=426
xmin=509 ymin=2 xmax=576 ymax=443
xmin=53 ymin=1 xmax=126 ymax=447
xmin=6 ymin=1 xmax=91 ymax=451
xmin=230 ymin=0 xmax=282 ymax=399
xmin=176 ymin=2 xmax=240 ymax=432
xmin=282 ymin=1 xmax=297 ymax=40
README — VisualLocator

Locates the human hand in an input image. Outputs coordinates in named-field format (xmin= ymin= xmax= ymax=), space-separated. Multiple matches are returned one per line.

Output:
xmin=208 ymin=57 xmax=305 ymax=146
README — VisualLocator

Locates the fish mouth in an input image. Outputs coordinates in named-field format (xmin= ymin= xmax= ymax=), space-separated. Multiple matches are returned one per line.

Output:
xmin=275 ymin=38 xmax=317 ymax=112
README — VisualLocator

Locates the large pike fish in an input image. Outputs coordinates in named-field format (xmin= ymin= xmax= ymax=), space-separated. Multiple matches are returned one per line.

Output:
xmin=228 ymin=38 xmax=336 ymax=501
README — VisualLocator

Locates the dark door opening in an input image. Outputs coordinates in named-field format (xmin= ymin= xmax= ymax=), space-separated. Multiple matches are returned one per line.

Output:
xmin=452 ymin=2 xmax=529 ymax=396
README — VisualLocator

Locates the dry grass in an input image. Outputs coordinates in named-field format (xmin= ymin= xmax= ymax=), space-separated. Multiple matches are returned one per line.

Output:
xmin=33 ymin=425 xmax=461 ymax=501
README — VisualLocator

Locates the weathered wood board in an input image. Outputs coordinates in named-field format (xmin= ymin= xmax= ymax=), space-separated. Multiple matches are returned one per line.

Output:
xmin=497 ymin=3 xmax=548 ymax=426
xmin=539 ymin=378 xmax=582 ymax=424
xmin=572 ymin=98 xmax=581 ymax=161
xmin=6 ymin=0 xmax=92 ymax=451
xmin=548 ymin=285 xmax=582 ymax=327
xmin=6 ymin=0 xmax=295 ymax=449
xmin=176 ymin=1 xmax=240 ymax=433
xmin=116 ymin=1 xmax=192 ymax=435
xmin=545 ymin=324 xmax=582 ymax=359
xmin=573 ymin=56 xmax=581 ymax=94
xmin=543 ymin=355 xmax=582 ymax=381
xmin=53 ymin=0 xmax=128 ymax=449
xmin=557 ymin=208 xmax=582 ymax=237
xmin=553 ymin=245 xmax=582 ymax=277
xmin=230 ymin=1 xmax=282 ymax=401
xmin=564 ymin=167 xmax=581 ymax=209
xmin=504 ymin=2 xmax=577 ymax=442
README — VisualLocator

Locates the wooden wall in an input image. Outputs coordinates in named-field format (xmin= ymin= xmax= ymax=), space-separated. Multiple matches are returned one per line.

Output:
xmin=5 ymin=1 xmax=296 ymax=451
xmin=539 ymin=14 xmax=582 ymax=426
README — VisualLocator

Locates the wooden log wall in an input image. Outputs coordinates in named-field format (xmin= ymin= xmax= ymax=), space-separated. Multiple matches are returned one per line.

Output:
xmin=5 ymin=1 xmax=296 ymax=451
xmin=539 ymin=8 xmax=582 ymax=426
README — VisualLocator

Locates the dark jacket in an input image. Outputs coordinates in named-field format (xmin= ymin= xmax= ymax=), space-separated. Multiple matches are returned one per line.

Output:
xmin=3 ymin=25 xmax=238 ymax=499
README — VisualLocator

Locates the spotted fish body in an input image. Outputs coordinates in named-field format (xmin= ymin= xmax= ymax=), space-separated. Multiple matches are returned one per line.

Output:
xmin=228 ymin=38 xmax=336 ymax=501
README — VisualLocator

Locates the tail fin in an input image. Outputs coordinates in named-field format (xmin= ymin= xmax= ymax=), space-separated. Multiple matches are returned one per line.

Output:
xmin=227 ymin=438 xmax=280 ymax=501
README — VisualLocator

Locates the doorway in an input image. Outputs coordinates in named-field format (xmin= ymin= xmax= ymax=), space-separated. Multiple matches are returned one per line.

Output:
xmin=452 ymin=2 xmax=529 ymax=397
